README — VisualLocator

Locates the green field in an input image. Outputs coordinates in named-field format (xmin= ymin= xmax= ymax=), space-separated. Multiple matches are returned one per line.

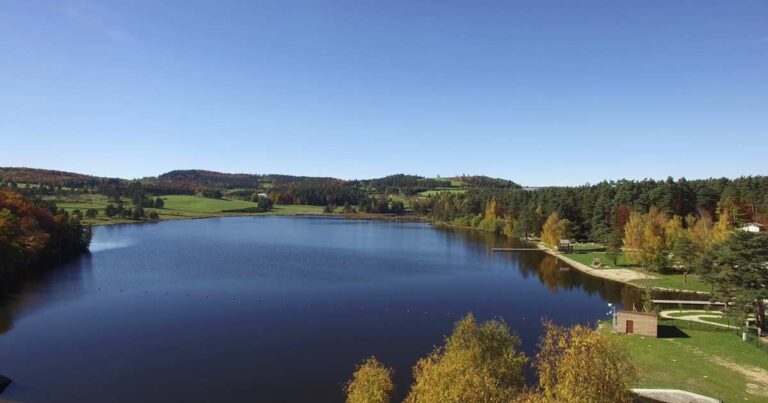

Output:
xmin=418 ymin=187 xmax=467 ymax=196
xmin=447 ymin=178 xmax=465 ymax=187
xmin=262 ymin=204 xmax=325 ymax=215
xmin=607 ymin=324 xmax=768 ymax=402
xmin=38 ymin=192 xmax=329 ymax=226
xmin=160 ymin=195 xmax=259 ymax=213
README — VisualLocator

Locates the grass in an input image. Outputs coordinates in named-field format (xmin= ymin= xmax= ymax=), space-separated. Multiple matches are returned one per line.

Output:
xmin=160 ymin=195 xmax=259 ymax=213
xmin=663 ymin=311 xmax=737 ymax=327
xmin=608 ymin=324 xmax=768 ymax=402
xmin=261 ymin=204 xmax=325 ymax=215
xmin=418 ymin=187 xmax=467 ymax=196
xmin=631 ymin=273 xmax=712 ymax=293
xmin=698 ymin=316 xmax=735 ymax=326
xmin=666 ymin=310 xmax=721 ymax=318
xmin=564 ymin=250 xmax=632 ymax=268
xmin=562 ymin=247 xmax=711 ymax=293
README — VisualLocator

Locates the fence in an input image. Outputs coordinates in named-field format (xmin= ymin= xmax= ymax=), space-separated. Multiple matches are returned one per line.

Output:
xmin=658 ymin=316 xmax=768 ymax=353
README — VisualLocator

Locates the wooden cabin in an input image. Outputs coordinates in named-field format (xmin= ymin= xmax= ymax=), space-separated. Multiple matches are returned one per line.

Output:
xmin=557 ymin=239 xmax=573 ymax=253
xmin=615 ymin=311 xmax=658 ymax=337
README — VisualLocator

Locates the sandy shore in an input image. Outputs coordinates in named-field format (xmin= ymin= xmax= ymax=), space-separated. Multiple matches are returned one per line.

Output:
xmin=534 ymin=242 xmax=658 ymax=284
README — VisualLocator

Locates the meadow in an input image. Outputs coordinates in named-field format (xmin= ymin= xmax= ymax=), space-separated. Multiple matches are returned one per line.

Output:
xmin=417 ymin=187 xmax=467 ymax=196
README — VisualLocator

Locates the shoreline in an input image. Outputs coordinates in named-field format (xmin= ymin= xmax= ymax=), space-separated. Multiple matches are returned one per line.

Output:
xmin=84 ymin=210 xmax=427 ymax=228
xmin=533 ymin=242 xmax=710 ymax=295
xmin=534 ymin=242 xmax=655 ymax=286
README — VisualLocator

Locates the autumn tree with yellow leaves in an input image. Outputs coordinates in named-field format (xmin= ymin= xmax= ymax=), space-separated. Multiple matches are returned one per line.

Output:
xmin=532 ymin=321 xmax=637 ymax=403
xmin=344 ymin=356 xmax=395 ymax=403
xmin=347 ymin=316 xmax=638 ymax=403
xmin=404 ymin=314 xmax=528 ymax=403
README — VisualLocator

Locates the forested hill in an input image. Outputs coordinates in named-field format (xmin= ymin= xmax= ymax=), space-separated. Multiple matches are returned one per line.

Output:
xmin=0 ymin=167 xmax=116 ymax=188
xmin=157 ymin=170 xmax=338 ymax=187
xmin=0 ymin=167 xmax=519 ymax=197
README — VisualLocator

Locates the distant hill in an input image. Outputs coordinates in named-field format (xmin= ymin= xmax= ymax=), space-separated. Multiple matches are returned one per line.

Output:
xmin=454 ymin=175 xmax=521 ymax=189
xmin=0 ymin=167 xmax=116 ymax=187
xmin=156 ymin=170 xmax=340 ymax=189
xmin=0 ymin=168 xmax=524 ymax=197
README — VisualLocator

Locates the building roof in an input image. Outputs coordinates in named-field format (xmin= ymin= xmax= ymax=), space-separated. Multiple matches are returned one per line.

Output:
xmin=618 ymin=310 xmax=658 ymax=317
xmin=744 ymin=222 xmax=765 ymax=227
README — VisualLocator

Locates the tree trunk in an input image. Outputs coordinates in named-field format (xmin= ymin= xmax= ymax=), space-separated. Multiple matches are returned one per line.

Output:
xmin=755 ymin=300 xmax=766 ymax=333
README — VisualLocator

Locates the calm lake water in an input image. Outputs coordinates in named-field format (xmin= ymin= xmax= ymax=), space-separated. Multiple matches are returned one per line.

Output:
xmin=0 ymin=216 xmax=645 ymax=402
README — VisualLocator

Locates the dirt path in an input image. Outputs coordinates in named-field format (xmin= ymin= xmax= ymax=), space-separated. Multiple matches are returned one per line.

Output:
xmin=674 ymin=341 xmax=768 ymax=398
xmin=659 ymin=310 xmax=738 ymax=329
xmin=711 ymin=356 xmax=768 ymax=398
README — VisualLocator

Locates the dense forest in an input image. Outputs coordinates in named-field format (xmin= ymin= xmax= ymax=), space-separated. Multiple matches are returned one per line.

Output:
xmin=419 ymin=177 xmax=768 ymax=240
xmin=0 ymin=188 xmax=92 ymax=279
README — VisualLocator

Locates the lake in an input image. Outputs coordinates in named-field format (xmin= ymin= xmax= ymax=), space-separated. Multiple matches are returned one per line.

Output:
xmin=0 ymin=216 xmax=644 ymax=402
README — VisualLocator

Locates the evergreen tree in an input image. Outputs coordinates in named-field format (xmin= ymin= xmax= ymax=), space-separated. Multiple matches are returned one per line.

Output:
xmin=696 ymin=232 xmax=768 ymax=331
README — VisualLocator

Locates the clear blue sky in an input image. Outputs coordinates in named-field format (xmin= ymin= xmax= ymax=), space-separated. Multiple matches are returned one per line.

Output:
xmin=1 ymin=1 xmax=766 ymax=185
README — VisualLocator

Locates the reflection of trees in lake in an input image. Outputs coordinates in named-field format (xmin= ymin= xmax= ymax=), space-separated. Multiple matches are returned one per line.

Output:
xmin=0 ymin=256 xmax=91 ymax=335
xmin=437 ymin=226 xmax=643 ymax=307
xmin=494 ymin=244 xmax=645 ymax=309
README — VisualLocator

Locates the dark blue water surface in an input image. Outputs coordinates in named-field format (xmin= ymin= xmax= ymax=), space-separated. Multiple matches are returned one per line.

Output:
xmin=0 ymin=217 xmax=642 ymax=402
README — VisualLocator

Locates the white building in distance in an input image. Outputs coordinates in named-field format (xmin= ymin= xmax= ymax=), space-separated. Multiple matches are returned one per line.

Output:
xmin=741 ymin=222 xmax=765 ymax=233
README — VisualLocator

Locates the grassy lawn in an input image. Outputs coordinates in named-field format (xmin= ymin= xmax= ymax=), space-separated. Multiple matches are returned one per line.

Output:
xmin=630 ymin=272 xmax=711 ymax=293
xmin=663 ymin=311 xmax=737 ymax=327
xmin=564 ymin=250 xmax=632 ymax=268
xmin=608 ymin=324 xmax=768 ymax=402
xmin=563 ymin=247 xmax=711 ymax=293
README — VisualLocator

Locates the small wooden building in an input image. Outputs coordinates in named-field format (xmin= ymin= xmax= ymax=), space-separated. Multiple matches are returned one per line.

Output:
xmin=557 ymin=239 xmax=573 ymax=253
xmin=615 ymin=311 xmax=658 ymax=337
